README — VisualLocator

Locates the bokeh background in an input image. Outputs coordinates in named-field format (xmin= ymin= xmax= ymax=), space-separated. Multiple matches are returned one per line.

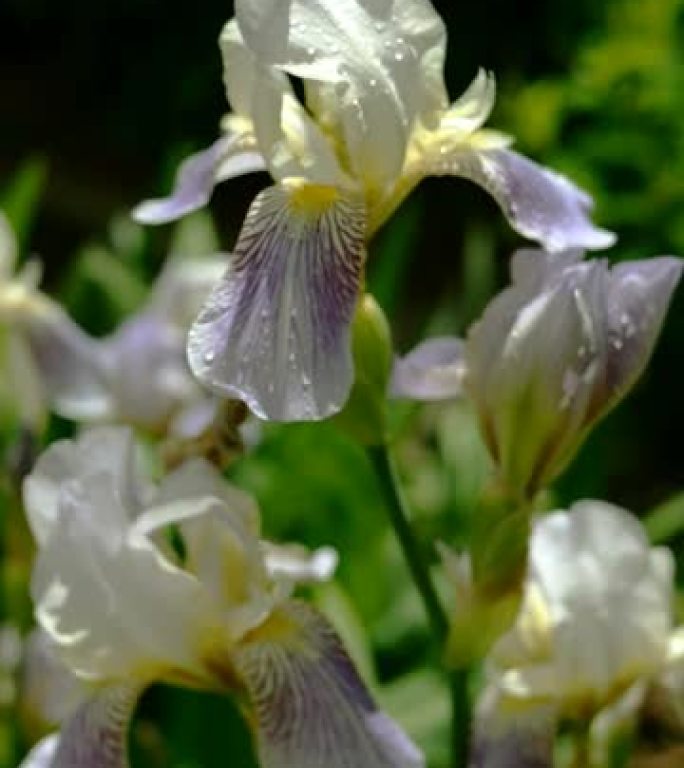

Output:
xmin=1 ymin=0 xmax=683 ymax=765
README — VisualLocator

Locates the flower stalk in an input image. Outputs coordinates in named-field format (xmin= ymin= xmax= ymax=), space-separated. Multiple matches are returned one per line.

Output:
xmin=367 ymin=443 xmax=471 ymax=768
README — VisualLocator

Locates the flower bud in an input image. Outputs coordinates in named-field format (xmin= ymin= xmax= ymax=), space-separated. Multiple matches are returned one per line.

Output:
xmin=465 ymin=249 xmax=681 ymax=498
xmin=333 ymin=293 xmax=392 ymax=445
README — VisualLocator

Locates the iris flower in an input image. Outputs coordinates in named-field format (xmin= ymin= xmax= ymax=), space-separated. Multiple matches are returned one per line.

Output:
xmin=0 ymin=212 xmax=104 ymax=433
xmin=134 ymin=0 xmax=614 ymax=421
xmin=0 ymin=235 xmax=225 ymax=435
xmin=456 ymin=502 xmax=684 ymax=767
xmin=392 ymin=248 xmax=681 ymax=498
xmin=18 ymin=427 xmax=422 ymax=768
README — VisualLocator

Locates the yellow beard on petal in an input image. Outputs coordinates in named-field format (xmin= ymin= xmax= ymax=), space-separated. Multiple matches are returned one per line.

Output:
xmin=282 ymin=178 xmax=343 ymax=217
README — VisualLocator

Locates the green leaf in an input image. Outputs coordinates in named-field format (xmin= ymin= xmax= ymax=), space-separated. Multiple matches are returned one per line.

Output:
xmin=1 ymin=157 xmax=48 ymax=253
xmin=644 ymin=492 xmax=684 ymax=544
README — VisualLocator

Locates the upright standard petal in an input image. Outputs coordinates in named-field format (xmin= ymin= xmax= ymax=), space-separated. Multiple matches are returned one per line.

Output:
xmin=233 ymin=600 xmax=425 ymax=768
xmin=426 ymin=147 xmax=615 ymax=252
xmin=132 ymin=134 xmax=265 ymax=225
xmin=528 ymin=502 xmax=674 ymax=701
xmin=390 ymin=336 xmax=464 ymax=400
xmin=21 ymin=682 xmax=144 ymax=768
xmin=234 ymin=0 xmax=447 ymax=194
xmin=23 ymin=427 xmax=142 ymax=546
xmin=188 ymin=183 xmax=366 ymax=421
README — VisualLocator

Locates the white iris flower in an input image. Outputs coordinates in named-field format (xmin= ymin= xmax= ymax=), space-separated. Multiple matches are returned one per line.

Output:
xmin=0 ymin=231 xmax=226 ymax=435
xmin=134 ymin=0 xmax=614 ymax=422
xmin=392 ymin=248 xmax=681 ymax=498
xmin=462 ymin=502 xmax=684 ymax=767
xmin=18 ymin=427 xmax=422 ymax=768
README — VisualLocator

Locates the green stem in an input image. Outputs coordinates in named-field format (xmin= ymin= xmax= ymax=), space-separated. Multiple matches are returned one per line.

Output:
xmin=367 ymin=444 xmax=447 ymax=637
xmin=367 ymin=444 xmax=471 ymax=767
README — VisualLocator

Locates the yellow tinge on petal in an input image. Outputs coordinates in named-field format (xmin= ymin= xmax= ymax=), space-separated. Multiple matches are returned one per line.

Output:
xmin=282 ymin=179 xmax=342 ymax=218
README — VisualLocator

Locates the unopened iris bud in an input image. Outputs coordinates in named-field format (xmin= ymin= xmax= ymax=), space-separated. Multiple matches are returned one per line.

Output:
xmin=333 ymin=293 xmax=392 ymax=446
xmin=465 ymin=249 xmax=682 ymax=499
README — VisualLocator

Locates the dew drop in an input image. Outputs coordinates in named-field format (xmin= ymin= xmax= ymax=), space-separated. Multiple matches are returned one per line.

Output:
xmin=368 ymin=78 xmax=378 ymax=88
xmin=307 ymin=45 xmax=316 ymax=56
xmin=204 ymin=350 xmax=215 ymax=364
xmin=394 ymin=51 xmax=405 ymax=62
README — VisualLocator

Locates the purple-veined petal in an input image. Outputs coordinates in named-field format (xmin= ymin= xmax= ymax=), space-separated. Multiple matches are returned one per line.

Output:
xmin=430 ymin=147 xmax=615 ymax=252
xmin=390 ymin=336 xmax=464 ymax=400
xmin=233 ymin=600 xmax=425 ymax=768
xmin=187 ymin=183 xmax=366 ymax=421
xmin=18 ymin=682 xmax=144 ymax=768
xmin=470 ymin=687 xmax=556 ymax=768
xmin=132 ymin=135 xmax=265 ymax=225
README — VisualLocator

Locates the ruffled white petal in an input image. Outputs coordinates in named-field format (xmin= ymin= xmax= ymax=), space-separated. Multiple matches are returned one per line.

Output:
xmin=23 ymin=427 xmax=142 ymax=545
xmin=30 ymin=472 xmax=210 ymax=680
xmin=233 ymin=600 xmax=425 ymax=768
xmin=234 ymin=0 xmax=447 ymax=193
xmin=132 ymin=134 xmax=265 ymax=225
xmin=528 ymin=502 xmax=673 ymax=697
xmin=424 ymin=147 xmax=615 ymax=252
xmin=390 ymin=336 xmax=464 ymax=400
xmin=220 ymin=21 xmax=344 ymax=185
xmin=188 ymin=184 xmax=366 ymax=421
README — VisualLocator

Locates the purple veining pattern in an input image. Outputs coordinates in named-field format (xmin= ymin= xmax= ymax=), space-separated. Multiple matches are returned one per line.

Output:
xmin=188 ymin=184 xmax=366 ymax=421
xmin=233 ymin=600 xmax=424 ymax=768
xmin=51 ymin=682 xmax=143 ymax=768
